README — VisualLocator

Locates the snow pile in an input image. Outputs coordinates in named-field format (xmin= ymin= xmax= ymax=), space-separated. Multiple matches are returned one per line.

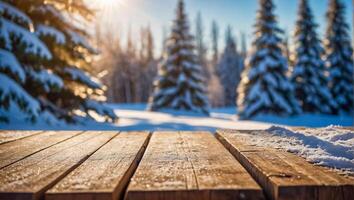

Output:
xmin=250 ymin=126 xmax=354 ymax=174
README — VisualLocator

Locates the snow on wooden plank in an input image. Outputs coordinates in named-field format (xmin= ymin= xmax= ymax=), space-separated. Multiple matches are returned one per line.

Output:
xmin=0 ymin=131 xmax=42 ymax=145
xmin=0 ymin=131 xmax=117 ymax=200
xmin=46 ymin=132 xmax=150 ymax=200
xmin=216 ymin=129 xmax=354 ymax=200
xmin=126 ymin=131 xmax=264 ymax=200
xmin=0 ymin=131 xmax=82 ymax=169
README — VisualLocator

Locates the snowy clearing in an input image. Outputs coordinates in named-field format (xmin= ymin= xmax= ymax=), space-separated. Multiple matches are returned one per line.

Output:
xmin=0 ymin=103 xmax=352 ymax=131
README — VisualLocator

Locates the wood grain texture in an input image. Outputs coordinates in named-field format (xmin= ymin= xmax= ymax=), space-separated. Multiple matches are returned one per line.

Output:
xmin=0 ymin=131 xmax=117 ymax=200
xmin=46 ymin=132 xmax=151 ymax=200
xmin=0 ymin=131 xmax=82 ymax=169
xmin=125 ymin=131 xmax=264 ymax=200
xmin=0 ymin=131 xmax=42 ymax=145
xmin=216 ymin=129 xmax=354 ymax=200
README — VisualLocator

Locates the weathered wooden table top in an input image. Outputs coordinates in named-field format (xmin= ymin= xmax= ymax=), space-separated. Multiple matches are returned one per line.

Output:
xmin=0 ymin=130 xmax=353 ymax=200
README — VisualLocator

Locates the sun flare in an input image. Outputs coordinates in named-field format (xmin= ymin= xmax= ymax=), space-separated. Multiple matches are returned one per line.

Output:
xmin=94 ymin=0 xmax=123 ymax=10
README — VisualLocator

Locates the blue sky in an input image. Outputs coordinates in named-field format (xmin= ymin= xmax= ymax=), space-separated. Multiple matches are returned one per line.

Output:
xmin=96 ymin=0 xmax=353 ymax=53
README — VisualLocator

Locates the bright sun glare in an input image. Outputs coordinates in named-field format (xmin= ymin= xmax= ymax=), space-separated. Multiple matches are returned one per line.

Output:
xmin=96 ymin=0 xmax=123 ymax=8
xmin=91 ymin=0 xmax=125 ymax=19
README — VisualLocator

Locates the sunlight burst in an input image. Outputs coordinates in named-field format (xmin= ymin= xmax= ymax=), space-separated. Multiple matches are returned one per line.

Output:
xmin=93 ymin=0 xmax=123 ymax=10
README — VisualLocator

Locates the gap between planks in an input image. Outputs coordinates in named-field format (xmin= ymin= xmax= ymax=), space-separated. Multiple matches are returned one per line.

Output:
xmin=0 ymin=131 xmax=84 ymax=169
xmin=46 ymin=131 xmax=152 ymax=200
xmin=0 ymin=131 xmax=44 ymax=145
xmin=125 ymin=131 xmax=264 ymax=200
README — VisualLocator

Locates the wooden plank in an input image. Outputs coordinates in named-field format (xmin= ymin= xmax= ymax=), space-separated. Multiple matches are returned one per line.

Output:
xmin=216 ymin=129 xmax=354 ymax=200
xmin=125 ymin=131 xmax=264 ymax=200
xmin=0 ymin=131 xmax=118 ymax=200
xmin=0 ymin=131 xmax=82 ymax=169
xmin=0 ymin=131 xmax=42 ymax=145
xmin=46 ymin=132 xmax=151 ymax=200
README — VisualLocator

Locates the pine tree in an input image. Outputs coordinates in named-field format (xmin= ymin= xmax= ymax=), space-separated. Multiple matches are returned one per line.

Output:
xmin=139 ymin=26 xmax=157 ymax=102
xmin=237 ymin=0 xmax=301 ymax=118
xmin=109 ymin=34 xmax=128 ymax=103
xmin=102 ymin=31 xmax=122 ymax=103
xmin=240 ymin=32 xmax=248 ymax=58
xmin=324 ymin=0 xmax=353 ymax=114
xmin=208 ymin=20 xmax=225 ymax=108
xmin=0 ymin=1 xmax=46 ymax=122
xmin=282 ymin=30 xmax=291 ymax=66
xmin=211 ymin=20 xmax=220 ymax=67
xmin=1 ymin=0 xmax=117 ymax=124
xmin=195 ymin=12 xmax=209 ymax=80
xmin=122 ymin=29 xmax=138 ymax=103
xmin=291 ymin=0 xmax=337 ymax=114
xmin=148 ymin=0 xmax=209 ymax=114
xmin=35 ymin=0 xmax=117 ymax=123
xmin=217 ymin=26 xmax=243 ymax=106
xmin=161 ymin=26 xmax=168 ymax=59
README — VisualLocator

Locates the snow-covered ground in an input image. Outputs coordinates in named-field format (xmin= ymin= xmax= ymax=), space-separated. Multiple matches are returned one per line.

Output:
xmin=0 ymin=103 xmax=352 ymax=130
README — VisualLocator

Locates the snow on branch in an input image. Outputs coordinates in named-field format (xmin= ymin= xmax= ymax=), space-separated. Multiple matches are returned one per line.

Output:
xmin=64 ymin=67 xmax=102 ymax=89
xmin=36 ymin=4 xmax=66 ymax=24
xmin=66 ymin=29 xmax=97 ymax=53
xmin=0 ymin=74 xmax=40 ymax=118
xmin=84 ymin=100 xmax=117 ymax=120
xmin=0 ymin=49 xmax=25 ymax=82
xmin=27 ymin=68 xmax=64 ymax=92
xmin=0 ymin=1 xmax=32 ymax=26
xmin=0 ymin=18 xmax=52 ymax=59
xmin=36 ymin=24 xmax=66 ymax=45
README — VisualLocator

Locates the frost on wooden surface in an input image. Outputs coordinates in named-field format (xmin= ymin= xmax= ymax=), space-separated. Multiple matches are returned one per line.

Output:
xmin=225 ymin=126 xmax=354 ymax=175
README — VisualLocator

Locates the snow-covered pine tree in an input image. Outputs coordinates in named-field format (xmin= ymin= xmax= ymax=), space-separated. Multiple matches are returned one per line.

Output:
xmin=282 ymin=30 xmax=291 ymax=66
xmin=217 ymin=27 xmax=243 ymax=106
xmin=291 ymin=0 xmax=337 ymax=114
xmin=211 ymin=20 xmax=220 ymax=67
xmin=240 ymin=32 xmax=248 ymax=58
xmin=17 ymin=0 xmax=117 ymax=123
xmin=125 ymin=28 xmax=139 ymax=103
xmin=109 ymin=34 xmax=127 ymax=103
xmin=0 ymin=1 xmax=52 ymax=123
xmin=237 ymin=0 xmax=301 ymax=119
xmin=324 ymin=0 xmax=354 ymax=114
xmin=139 ymin=26 xmax=157 ymax=102
xmin=148 ymin=0 xmax=209 ymax=114
xmin=195 ymin=12 xmax=210 ymax=80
